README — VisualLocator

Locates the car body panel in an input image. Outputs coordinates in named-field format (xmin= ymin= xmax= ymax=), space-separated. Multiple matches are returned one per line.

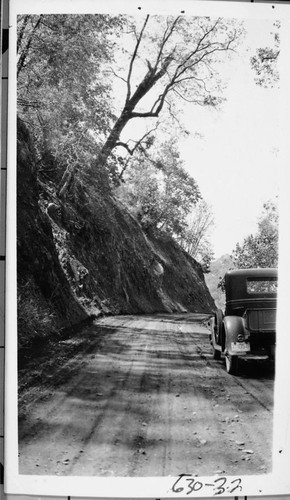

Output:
xmin=223 ymin=315 xmax=250 ymax=356
xmin=210 ymin=268 xmax=277 ymax=373
xmin=225 ymin=268 xmax=277 ymax=316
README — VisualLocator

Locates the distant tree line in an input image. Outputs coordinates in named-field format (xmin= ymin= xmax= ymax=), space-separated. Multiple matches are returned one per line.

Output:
xmin=232 ymin=200 xmax=279 ymax=269
xmin=217 ymin=200 xmax=279 ymax=292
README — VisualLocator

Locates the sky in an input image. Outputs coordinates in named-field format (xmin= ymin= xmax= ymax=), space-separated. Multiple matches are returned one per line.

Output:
xmin=179 ymin=18 xmax=280 ymax=258
xmin=118 ymin=14 xmax=281 ymax=260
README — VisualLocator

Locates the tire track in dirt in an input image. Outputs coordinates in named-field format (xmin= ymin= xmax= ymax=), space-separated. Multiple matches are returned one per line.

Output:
xmin=127 ymin=320 xmax=176 ymax=476
xmin=172 ymin=324 xmax=273 ymax=474
xmin=67 ymin=326 xmax=153 ymax=475
xmin=186 ymin=327 xmax=273 ymax=413
xmin=18 ymin=313 xmax=274 ymax=476
xmin=19 ymin=322 xmax=141 ymax=474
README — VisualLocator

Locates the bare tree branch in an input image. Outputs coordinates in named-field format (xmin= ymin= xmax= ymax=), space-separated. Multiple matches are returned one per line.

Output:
xmin=153 ymin=16 xmax=180 ymax=70
xmin=117 ymin=123 xmax=160 ymax=179
xmin=116 ymin=125 xmax=159 ymax=156
xmin=174 ymin=40 xmax=235 ymax=83
xmin=172 ymin=88 xmax=202 ymax=103
xmin=126 ymin=15 xmax=150 ymax=105
xmin=109 ymin=67 xmax=127 ymax=84
xmin=170 ymin=20 xmax=220 ymax=81
xmin=115 ymin=141 xmax=133 ymax=155
xmin=164 ymin=99 xmax=187 ymax=130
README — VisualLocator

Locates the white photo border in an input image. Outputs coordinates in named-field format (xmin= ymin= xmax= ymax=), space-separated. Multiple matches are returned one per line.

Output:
xmin=5 ymin=0 xmax=290 ymax=496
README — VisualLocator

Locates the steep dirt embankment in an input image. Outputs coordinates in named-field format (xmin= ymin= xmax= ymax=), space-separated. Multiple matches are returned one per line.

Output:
xmin=17 ymin=120 xmax=88 ymax=356
xmin=17 ymin=119 xmax=215 ymax=353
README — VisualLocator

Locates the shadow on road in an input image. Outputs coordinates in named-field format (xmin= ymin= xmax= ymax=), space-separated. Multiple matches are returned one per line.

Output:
xmin=18 ymin=314 xmax=275 ymax=477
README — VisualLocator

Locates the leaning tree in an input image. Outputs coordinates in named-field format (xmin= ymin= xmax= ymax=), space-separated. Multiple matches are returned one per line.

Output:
xmin=97 ymin=14 xmax=242 ymax=169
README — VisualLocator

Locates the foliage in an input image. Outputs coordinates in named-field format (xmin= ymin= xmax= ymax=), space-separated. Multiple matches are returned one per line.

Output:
xmin=178 ymin=200 xmax=215 ymax=271
xmin=117 ymin=141 xmax=215 ymax=270
xmin=205 ymin=254 xmax=233 ymax=308
xmin=250 ymin=21 xmax=280 ymax=88
xmin=198 ymin=247 xmax=215 ymax=274
xmin=214 ymin=201 xmax=278 ymax=295
xmin=18 ymin=280 xmax=58 ymax=351
xmin=17 ymin=13 xmax=245 ymax=275
xmin=231 ymin=200 xmax=279 ymax=269
xmin=117 ymin=140 xmax=200 ymax=237
xmin=17 ymin=14 xmax=124 ymax=190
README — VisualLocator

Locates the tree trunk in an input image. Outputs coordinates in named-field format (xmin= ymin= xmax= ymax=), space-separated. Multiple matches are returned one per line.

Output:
xmin=96 ymin=57 xmax=173 ymax=170
xmin=96 ymin=111 xmax=131 ymax=168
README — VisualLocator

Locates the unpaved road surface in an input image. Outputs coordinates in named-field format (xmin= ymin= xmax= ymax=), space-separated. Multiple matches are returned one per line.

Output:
xmin=19 ymin=313 xmax=274 ymax=476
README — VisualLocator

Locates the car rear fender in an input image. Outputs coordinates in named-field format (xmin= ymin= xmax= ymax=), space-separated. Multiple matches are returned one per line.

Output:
xmin=223 ymin=315 xmax=246 ymax=354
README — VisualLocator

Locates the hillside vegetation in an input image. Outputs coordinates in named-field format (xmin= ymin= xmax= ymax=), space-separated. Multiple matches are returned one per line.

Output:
xmin=205 ymin=255 xmax=234 ymax=310
xmin=17 ymin=118 xmax=215 ymax=359
xmin=14 ymin=14 xmax=248 ymax=358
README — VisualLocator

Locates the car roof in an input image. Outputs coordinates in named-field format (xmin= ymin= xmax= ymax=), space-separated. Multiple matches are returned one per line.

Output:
xmin=224 ymin=268 xmax=278 ymax=305
xmin=225 ymin=268 xmax=278 ymax=278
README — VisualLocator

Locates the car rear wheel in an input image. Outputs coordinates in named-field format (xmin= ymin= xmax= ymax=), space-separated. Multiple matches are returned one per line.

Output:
xmin=225 ymin=353 xmax=238 ymax=375
xmin=211 ymin=331 xmax=221 ymax=359
xmin=215 ymin=309 xmax=224 ymax=345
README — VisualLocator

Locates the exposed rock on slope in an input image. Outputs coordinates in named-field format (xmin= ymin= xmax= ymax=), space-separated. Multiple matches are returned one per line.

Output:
xmin=17 ymin=119 xmax=215 ymax=351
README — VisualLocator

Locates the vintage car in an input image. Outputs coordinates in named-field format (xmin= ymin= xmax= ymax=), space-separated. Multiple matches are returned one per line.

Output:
xmin=210 ymin=268 xmax=278 ymax=374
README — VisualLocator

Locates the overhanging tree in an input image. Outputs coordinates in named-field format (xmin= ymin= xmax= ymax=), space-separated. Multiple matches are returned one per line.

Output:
xmin=97 ymin=14 xmax=241 ymax=169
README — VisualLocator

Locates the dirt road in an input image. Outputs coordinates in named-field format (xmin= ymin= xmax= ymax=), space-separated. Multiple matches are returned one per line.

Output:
xmin=19 ymin=313 xmax=274 ymax=477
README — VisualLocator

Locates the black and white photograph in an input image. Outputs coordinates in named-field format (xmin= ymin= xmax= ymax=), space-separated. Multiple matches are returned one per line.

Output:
xmin=4 ymin=0 xmax=290 ymax=497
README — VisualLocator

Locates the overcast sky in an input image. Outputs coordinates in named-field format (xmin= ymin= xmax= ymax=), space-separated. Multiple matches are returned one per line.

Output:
xmin=180 ymin=17 xmax=280 ymax=258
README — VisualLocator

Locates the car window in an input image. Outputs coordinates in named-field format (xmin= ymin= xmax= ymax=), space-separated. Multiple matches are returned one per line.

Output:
xmin=246 ymin=279 xmax=278 ymax=294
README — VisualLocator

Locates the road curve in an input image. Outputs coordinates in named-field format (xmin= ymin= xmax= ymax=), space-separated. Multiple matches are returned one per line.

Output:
xmin=19 ymin=313 xmax=274 ymax=476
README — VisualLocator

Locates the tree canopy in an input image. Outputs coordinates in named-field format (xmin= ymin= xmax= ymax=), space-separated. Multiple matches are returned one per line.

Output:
xmin=17 ymin=14 xmax=124 ymax=190
xmin=232 ymin=200 xmax=279 ymax=269
xmin=17 ymin=13 xmax=244 ymax=268
xmin=117 ymin=140 xmax=201 ymax=237
xmin=178 ymin=200 xmax=215 ymax=272
xmin=18 ymin=13 xmax=242 ymax=188
xmin=250 ymin=21 xmax=280 ymax=88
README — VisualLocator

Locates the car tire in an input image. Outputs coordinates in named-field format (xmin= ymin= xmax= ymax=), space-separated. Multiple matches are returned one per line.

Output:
xmin=215 ymin=309 xmax=224 ymax=344
xmin=225 ymin=353 xmax=238 ymax=375
xmin=211 ymin=331 xmax=221 ymax=359
xmin=213 ymin=347 xmax=221 ymax=360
